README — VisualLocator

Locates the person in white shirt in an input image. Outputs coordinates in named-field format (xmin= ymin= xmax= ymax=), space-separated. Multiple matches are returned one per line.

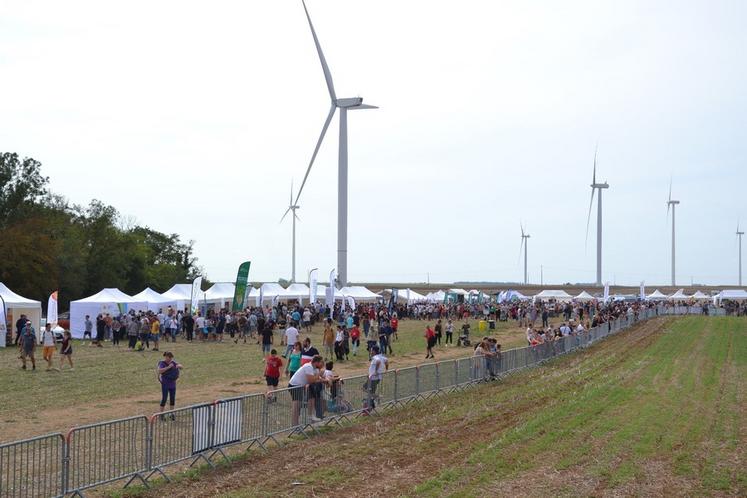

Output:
xmin=283 ymin=324 xmax=299 ymax=358
xmin=288 ymin=355 xmax=326 ymax=425
xmin=366 ymin=346 xmax=389 ymax=410
xmin=41 ymin=323 xmax=56 ymax=371
xmin=302 ymin=308 xmax=312 ymax=333
xmin=560 ymin=323 xmax=571 ymax=337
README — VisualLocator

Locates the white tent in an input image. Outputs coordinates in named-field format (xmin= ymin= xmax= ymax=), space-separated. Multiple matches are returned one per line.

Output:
xmin=284 ymin=283 xmax=311 ymax=302
xmin=426 ymin=290 xmax=446 ymax=302
xmin=533 ymin=290 xmax=574 ymax=302
xmin=69 ymin=289 xmax=147 ymax=338
xmin=258 ymin=283 xmax=291 ymax=303
xmin=131 ymin=287 xmax=176 ymax=313
xmin=668 ymin=289 xmax=691 ymax=300
xmin=0 ymin=282 xmax=42 ymax=345
xmin=691 ymin=290 xmax=710 ymax=300
xmin=340 ymin=286 xmax=380 ymax=302
xmin=574 ymin=291 xmax=595 ymax=301
xmin=715 ymin=289 xmax=747 ymax=301
xmin=646 ymin=289 xmax=667 ymax=300
xmin=448 ymin=288 xmax=469 ymax=296
xmin=497 ymin=289 xmax=530 ymax=303
xmin=161 ymin=283 xmax=193 ymax=311
xmin=316 ymin=285 xmax=344 ymax=301
xmin=204 ymin=283 xmax=235 ymax=307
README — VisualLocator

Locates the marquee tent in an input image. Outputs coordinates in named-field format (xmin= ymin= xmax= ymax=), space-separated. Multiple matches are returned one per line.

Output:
xmin=668 ymin=289 xmax=691 ymax=300
xmin=258 ymin=283 xmax=291 ymax=303
xmin=646 ymin=289 xmax=667 ymax=300
xmin=69 ymin=289 xmax=147 ymax=338
xmin=715 ymin=289 xmax=747 ymax=301
xmin=284 ymin=283 xmax=310 ymax=302
xmin=131 ymin=287 xmax=176 ymax=312
xmin=496 ymin=290 xmax=529 ymax=303
xmin=533 ymin=290 xmax=573 ymax=302
xmin=0 ymin=282 xmax=42 ymax=345
xmin=340 ymin=286 xmax=380 ymax=302
xmin=316 ymin=285 xmax=344 ymax=301
xmin=204 ymin=283 xmax=235 ymax=306
xmin=574 ymin=291 xmax=595 ymax=301
xmin=426 ymin=290 xmax=446 ymax=302
xmin=691 ymin=291 xmax=710 ymax=300
xmin=448 ymin=288 xmax=469 ymax=296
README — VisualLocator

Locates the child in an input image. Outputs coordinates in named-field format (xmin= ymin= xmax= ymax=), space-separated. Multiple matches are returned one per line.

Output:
xmin=350 ymin=324 xmax=360 ymax=356
xmin=59 ymin=331 xmax=74 ymax=371
xmin=323 ymin=361 xmax=340 ymax=409
xmin=264 ymin=349 xmax=283 ymax=399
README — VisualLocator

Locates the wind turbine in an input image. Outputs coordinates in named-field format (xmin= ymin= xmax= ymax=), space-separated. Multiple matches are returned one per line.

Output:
xmin=737 ymin=222 xmax=744 ymax=286
xmin=585 ymin=147 xmax=609 ymax=287
xmin=519 ymin=224 xmax=530 ymax=284
xmin=667 ymin=180 xmax=680 ymax=286
xmin=294 ymin=0 xmax=377 ymax=287
xmin=280 ymin=181 xmax=301 ymax=283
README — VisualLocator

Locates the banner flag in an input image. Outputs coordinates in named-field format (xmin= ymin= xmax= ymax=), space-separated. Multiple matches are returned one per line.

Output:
xmin=309 ymin=269 xmax=319 ymax=303
xmin=48 ymin=291 xmax=59 ymax=326
xmin=603 ymin=282 xmax=610 ymax=303
xmin=640 ymin=281 xmax=646 ymax=301
xmin=231 ymin=262 xmax=251 ymax=312
xmin=190 ymin=276 xmax=203 ymax=314
xmin=257 ymin=286 xmax=264 ymax=307
xmin=389 ymin=288 xmax=398 ymax=313
xmin=326 ymin=269 xmax=336 ymax=317
xmin=0 ymin=295 xmax=6 ymax=348
xmin=346 ymin=296 xmax=355 ymax=311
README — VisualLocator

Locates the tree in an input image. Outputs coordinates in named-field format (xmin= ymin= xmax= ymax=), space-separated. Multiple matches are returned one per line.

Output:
xmin=0 ymin=153 xmax=49 ymax=227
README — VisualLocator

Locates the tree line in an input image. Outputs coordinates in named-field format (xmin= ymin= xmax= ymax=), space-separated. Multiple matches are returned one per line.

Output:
xmin=0 ymin=152 xmax=204 ymax=311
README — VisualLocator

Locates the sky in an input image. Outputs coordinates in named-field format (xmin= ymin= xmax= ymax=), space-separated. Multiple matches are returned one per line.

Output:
xmin=1 ymin=0 xmax=746 ymax=287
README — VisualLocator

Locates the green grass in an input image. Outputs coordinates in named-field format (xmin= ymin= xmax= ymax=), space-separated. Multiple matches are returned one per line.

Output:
xmin=131 ymin=316 xmax=746 ymax=497
xmin=0 ymin=317 xmax=523 ymax=442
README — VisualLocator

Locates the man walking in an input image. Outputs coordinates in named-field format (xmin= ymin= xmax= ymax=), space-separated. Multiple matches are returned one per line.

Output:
xmin=366 ymin=345 xmax=388 ymax=411
xmin=18 ymin=320 xmax=37 ymax=370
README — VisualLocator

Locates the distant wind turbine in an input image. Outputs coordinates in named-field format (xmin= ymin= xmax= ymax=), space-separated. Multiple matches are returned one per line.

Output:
xmin=519 ymin=223 xmax=530 ymax=285
xmin=585 ymin=147 xmax=609 ymax=287
xmin=280 ymin=181 xmax=301 ymax=283
xmin=667 ymin=179 xmax=680 ymax=286
xmin=737 ymin=222 xmax=744 ymax=286
xmin=294 ymin=0 xmax=377 ymax=287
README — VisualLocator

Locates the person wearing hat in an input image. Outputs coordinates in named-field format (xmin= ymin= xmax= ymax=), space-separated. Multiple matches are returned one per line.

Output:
xmin=18 ymin=320 xmax=37 ymax=370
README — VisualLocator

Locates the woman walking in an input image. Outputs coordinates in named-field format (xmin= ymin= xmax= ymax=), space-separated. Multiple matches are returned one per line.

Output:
xmin=424 ymin=324 xmax=436 ymax=359
xmin=59 ymin=331 xmax=74 ymax=370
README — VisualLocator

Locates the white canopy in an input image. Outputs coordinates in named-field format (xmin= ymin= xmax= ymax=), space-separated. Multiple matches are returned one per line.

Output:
xmin=284 ymin=283 xmax=310 ymax=301
xmin=574 ymin=291 xmax=595 ymax=301
xmin=0 ymin=282 xmax=42 ymax=345
xmin=716 ymin=289 xmax=747 ymax=301
xmin=203 ymin=283 xmax=235 ymax=306
xmin=426 ymin=290 xmax=446 ymax=302
xmin=448 ymin=288 xmax=469 ymax=296
xmin=691 ymin=290 xmax=710 ymax=300
xmin=70 ymin=288 xmax=147 ymax=338
xmin=131 ymin=287 xmax=176 ymax=313
xmin=668 ymin=289 xmax=691 ymax=300
xmin=340 ymin=286 xmax=380 ymax=302
xmin=533 ymin=290 xmax=573 ymax=302
xmin=316 ymin=285 xmax=344 ymax=301
xmin=646 ymin=289 xmax=667 ymax=300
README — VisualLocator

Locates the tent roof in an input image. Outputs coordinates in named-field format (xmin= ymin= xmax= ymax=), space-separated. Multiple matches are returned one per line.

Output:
xmin=646 ymin=289 xmax=667 ymax=299
xmin=534 ymin=290 xmax=573 ymax=301
xmin=317 ymin=284 xmax=344 ymax=300
xmin=161 ymin=283 xmax=193 ymax=300
xmin=691 ymin=291 xmax=710 ymax=299
xmin=259 ymin=282 xmax=291 ymax=297
xmin=0 ymin=282 xmax=41 ymax=307
xmin=426 ymin=290 xmax=446 ymax=302
xmin=448 ymin=288 xmax=469 ymax=295
xmin=574 ymin=291 xmax=595 ymax=301
xmin=131 ymin=287 xmax=173 ymax=304
xmin=284 ymin=283 xmax=310 ymax=298
xmin=668 ymin=289 xmax=691 ymax=300
xmin=717 ymin=289 xmax=747 ymax=300
xmin=72 ymin=288 xmax=143 ymax=304
xmin=340 ymin=286 xmax=379 ymax=301
xmin=204 ymin=283 xmax=235 ymax=300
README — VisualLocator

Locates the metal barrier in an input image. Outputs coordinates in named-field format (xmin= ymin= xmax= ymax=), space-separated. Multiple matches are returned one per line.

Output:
xmin=0 ymin=305 xmax=704 ymax=497
xmin=0 ymin=434 xmax=65 ymax=498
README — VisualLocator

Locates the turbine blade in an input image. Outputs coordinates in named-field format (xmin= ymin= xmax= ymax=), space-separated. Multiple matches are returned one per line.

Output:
xmin=295 ymin=104 xmax=337 ymax=205
xmin=520 ymin=222 xmax=525 ymax=237
xmin=518 ymin=237 xmax=524 ymax=265
xmin=301 ymin=0 xmax=337 ymax=102
xmin=294 ymin=212 xmax=301 ymax=222
xmin=592 ymin=145 xmax=598 ymax=185
xmin=585 ymin=187 xmax=596 ymax=250
xmin=349 ymin=103 xmax=378 ymax=110
xmin=280 ymin=207 xmax=292 ymax=224
xmin=290 ymin=180 xmax=294 ymax=205
xmin=668 ymin=177 xmax=672 ymax=203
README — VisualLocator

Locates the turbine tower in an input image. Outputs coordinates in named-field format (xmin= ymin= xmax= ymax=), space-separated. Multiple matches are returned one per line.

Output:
xmin=737 ymin=222 xmax=744 ymax=286
xmin=519 ymin=224 xmax=530 ymax=285
xmin=667 ymin=180 xmax=680 ymax=286
xmin=280 ymin=182 xmax=301 ymax=283
xmin=294 ymin=0 xmax=377 ymax=287
xmin=585 ymin=148 xmax=609 ymax=287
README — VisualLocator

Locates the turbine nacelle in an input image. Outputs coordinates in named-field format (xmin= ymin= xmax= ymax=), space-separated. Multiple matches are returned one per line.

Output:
xmin=591 ymin=182 xmax=609 ymax=189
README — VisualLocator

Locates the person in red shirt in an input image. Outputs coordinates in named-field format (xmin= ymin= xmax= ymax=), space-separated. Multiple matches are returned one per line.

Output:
xmin=390 ymin=316 xmax=399 ymax=341
xmin=350 ymin=324 xmax=361 ymax=356
xmin=264 ymin=349 xmax=283 ymax=399
xmin=424 ymin=325 xmax=436 ymax=359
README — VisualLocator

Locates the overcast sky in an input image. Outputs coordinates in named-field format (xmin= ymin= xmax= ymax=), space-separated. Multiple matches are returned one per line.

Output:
xmin=2 ymin=0 xmax=746 ymax=287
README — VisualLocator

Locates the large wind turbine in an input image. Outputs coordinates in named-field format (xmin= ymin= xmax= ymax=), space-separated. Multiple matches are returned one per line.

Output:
xmin=667 ymin=180 xmax=680 ymax=286
xmin=280 ymin=182 xmax=301 ymax=283
xmin=519 ymin=224 xmax=530 ymax=284
xmin=585 ymin=148 xmax=609 ymax=287
xmin=294 ymin=0 xmax=377 ymax=287
xmin=737 ymin=222 xmax=744 ymax=286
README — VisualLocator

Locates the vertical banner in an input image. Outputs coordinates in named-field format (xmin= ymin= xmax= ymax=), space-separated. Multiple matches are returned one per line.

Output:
xmin=0 ymin=295 xmax=6 ymax=348
xmin=257 ymin=286 xmax=264 ymax=308
xmin=640 ymin=281 xmax=645 ymax=301
xmin=309 ymin=269 xmax=319 ymax=303
xmin=326 ymin=269 xmax=336 ymax=317
xmin=47 ymin=291 xmax=59 ymax=326
xmin=389 ymin=288 xmax=398 ymax=313
xmin=346 ymin=296 xmax=355 ymax=311
xmin=231 ymin=262 xmax=251 ymax=312
xmin=603 ymin=282 xmax=610 ymax=303
xmin=190 ymin=276 xmax=203 ymax=314
xmin=406 ymin=289 xmax=411 ymax=304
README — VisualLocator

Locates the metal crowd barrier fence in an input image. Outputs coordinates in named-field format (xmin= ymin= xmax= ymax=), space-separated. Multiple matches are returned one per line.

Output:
xmin=1 ymin=305 xmax=704 ymax=497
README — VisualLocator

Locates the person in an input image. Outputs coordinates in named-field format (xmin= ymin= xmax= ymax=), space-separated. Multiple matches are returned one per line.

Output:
xmin=390 ymin=315 xmax=399 ymax=341
xmin=264 ymin=349 xmax=283 ymax=399
xmin=434 ymin=319 xmax=443 ymax=346
xmin=150 ymin=316 xmax=161 ymax=351
xmin=167 ymin=315 xmax=178 ymax=342
xmin=445 ymin=319 xmax=454 ymax=345
xmin=111 ymin=318 xmax=121 ymax=346
xmin=59 ymin=330 xmax=74 ymax=370
xmin=301 ymin=337 xmax=320 ymax=365
xmin=288 ymin=354 xmax=326 ymax=425
xmin=366 ymin=345 xmax=388 ymax=411
xmin=41 ymin=323 xmax=56 ymax=371
xmin=194 ymin=313 xmax=206 ymax=341
xmin=334 ymin=325 xmax=346 ymax=361
xmin=94 ymin=315 xmax=105 ymax=346
xmin=14 ymin=313 xmax=27 ymax=345
xmin=260 ymin=320 xmax=274 ymax=356
xmin=323 ymin=360 xmax=341 ymax=408
xmin=350 ymin=323 xmax=361 ymax=356
xmin=302 ymin=308 xmax=312 ymax=333
xmin=283 ymin=322 xmax=299 ymax=358
xmin=83 ymin=315 xmax=92 ymax=342
xmin=322 ymin=319 xmax=335 ymax=359
xmin=183 ymin=313 xmax=195 ymax=343
xmin=18 ymin=321 xmax=36 ymax=370
xmin=139 ymin=316 xmax=151 ymax=349
xmin=424 ymin=324 xmax=436 ymax=359
xmin=157 ymin=352 xmax=182 ymax=414
xmin=286 ymin=341 xmax=302 ymax=378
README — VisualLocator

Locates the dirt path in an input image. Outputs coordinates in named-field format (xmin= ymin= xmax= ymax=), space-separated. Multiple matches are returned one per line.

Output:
xmin=129 ymin=318 xmax=682 ymax=498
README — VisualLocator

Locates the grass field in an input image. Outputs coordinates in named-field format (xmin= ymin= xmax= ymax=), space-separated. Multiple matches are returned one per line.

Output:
xmin=124 ymin=316 xmax=746 ymax=497
xmin=0 ymin=317 xmax=527 ymax=442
